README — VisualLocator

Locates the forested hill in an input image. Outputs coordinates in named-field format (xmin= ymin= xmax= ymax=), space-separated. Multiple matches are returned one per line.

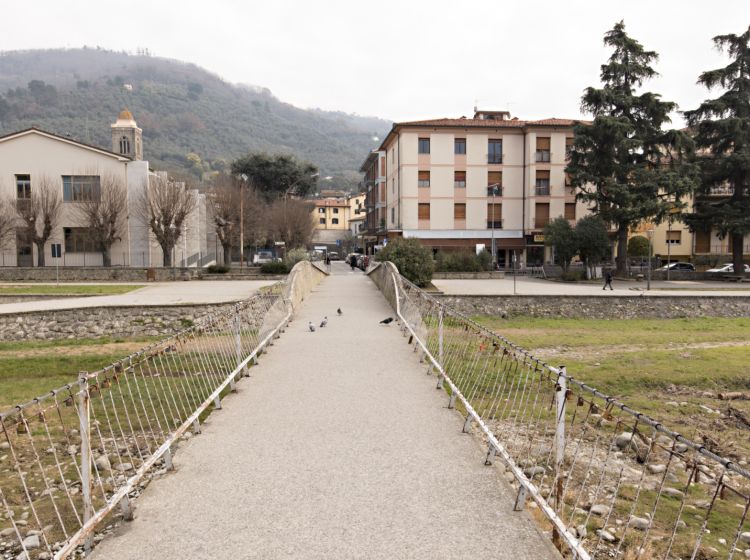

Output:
xmin=0 ymin=48 xmax=391 ymax=188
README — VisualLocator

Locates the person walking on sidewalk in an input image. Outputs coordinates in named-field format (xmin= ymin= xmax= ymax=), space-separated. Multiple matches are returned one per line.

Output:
xmin=603 ymin=270 xmax=614 ymax=290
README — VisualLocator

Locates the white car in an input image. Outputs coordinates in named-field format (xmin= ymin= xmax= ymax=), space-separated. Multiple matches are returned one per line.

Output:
xmin=706 ymin=263 xmax=750 ymax=273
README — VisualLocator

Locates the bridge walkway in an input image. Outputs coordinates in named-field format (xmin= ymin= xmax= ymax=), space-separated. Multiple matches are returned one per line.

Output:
xmin=92 ymin=262 xmax=558 ymax=559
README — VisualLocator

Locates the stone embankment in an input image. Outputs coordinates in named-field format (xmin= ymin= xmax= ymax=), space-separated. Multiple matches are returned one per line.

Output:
xmin=0 ymin=267 xmax=285 ymax=282
xmin=438 ymin=295 xmax=750 ymax=319
xmin=0 ymin=304 xmax=233 ymax=341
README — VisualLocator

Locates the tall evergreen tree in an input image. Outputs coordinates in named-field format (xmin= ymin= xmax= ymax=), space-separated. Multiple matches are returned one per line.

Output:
xmin=567 ymin=21 xmax=697 ymax=275
xmin=684 ymin=26 xmax=750 ymax=276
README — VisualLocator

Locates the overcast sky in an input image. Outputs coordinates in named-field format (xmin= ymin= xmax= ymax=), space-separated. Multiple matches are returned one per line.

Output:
xmin=2 ymin=1 xmax=747 ymax=125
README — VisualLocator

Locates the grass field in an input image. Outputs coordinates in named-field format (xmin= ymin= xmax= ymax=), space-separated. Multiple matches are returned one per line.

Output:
xmin=0 ymin=284 xmax=144 ymax=296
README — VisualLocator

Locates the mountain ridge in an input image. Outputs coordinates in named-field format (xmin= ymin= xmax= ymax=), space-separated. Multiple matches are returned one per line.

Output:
xmin=0 ymin=48 xmax=391 ymax=188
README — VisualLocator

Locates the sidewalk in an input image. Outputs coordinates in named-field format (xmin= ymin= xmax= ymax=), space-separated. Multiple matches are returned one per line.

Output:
xmin=92 ymin=262 xmax=558 ymax=560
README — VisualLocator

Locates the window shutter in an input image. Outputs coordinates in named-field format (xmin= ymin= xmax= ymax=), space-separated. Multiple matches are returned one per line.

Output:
xmin=564 ymin=203 xmax=576 ymax=220
xmin=536 ymin=170 xmax=550 ymax=180
xmin=536 ymin=137 xmax=551 ymax=150
xmin=487 ymin=203 xmax=502 ymax=221
xmin=488 ymin=171 xmax=502 ymax=186
xmin=454 ymin=203 xmax=466 ymax=219
xmin=418 ymin=203 xmax=430 ymax=220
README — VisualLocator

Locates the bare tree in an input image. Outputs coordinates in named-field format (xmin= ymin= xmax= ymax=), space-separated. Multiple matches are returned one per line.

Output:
xmin=208 ymin=174 xmax=238 ymax=265
xmin=73 ymin=174 xmax=127 ymax=267
xmin=267 ymin=198 xmax=315 ymax=249
xmin=0 ymin=197 xmax=17 ymax=251
xmin=241 ymin=183 xmax=268 ymax=257
xmin=136 ymin=174 xmax=197 ymax=266
xmin=16 ymin=176 xmax=62 ymax=267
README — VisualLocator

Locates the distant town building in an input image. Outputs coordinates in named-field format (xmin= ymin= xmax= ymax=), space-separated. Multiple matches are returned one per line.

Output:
xmin=0 ymin=110 xmax=209 ymax=267
xmin=311 ymin=193 xmax=366 ymax=250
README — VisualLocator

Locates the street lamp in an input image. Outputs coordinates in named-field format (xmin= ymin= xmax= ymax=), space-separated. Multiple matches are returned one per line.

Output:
xmin=647 ymin=228 xmax=654 ymax=291
xmin=488 ymin=183 xmax=501 ymax=268
xmin=239 ymin=173 xmax=248 ymax=269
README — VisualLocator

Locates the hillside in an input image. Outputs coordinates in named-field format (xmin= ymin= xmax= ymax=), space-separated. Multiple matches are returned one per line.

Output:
xmin=0 ymin=48 xmax=391 ymax=189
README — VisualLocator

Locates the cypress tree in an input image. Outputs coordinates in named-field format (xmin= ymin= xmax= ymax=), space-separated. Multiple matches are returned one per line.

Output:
xmin=684 ymin=26 xmax=750 ymax=276
xmin=567 ymin=21 xmax=697 ymax=275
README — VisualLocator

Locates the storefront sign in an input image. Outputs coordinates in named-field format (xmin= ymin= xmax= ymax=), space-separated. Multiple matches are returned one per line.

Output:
xmin=533 ymin=234 xmax=545 ymax=243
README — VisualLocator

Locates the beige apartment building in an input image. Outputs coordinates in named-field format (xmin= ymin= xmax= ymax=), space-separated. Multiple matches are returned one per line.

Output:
xmin=311 ymin=193 xmax=366 ymax=248
xmin=362 ymin=109 xmax=588 ymax=267
xmin=0 ymin=110 xmax=208 ymax=267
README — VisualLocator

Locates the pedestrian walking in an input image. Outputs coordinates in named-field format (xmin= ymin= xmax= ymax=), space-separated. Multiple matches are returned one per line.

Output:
xmin=603 ymin=270 xmax=614 ymax=290
xmin=349 ymin=254 xmax=357 ymax=271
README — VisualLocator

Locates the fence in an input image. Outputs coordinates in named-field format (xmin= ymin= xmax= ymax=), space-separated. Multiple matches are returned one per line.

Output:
xmin=0 ymin=261 xmax=326 ymax=559
xmin=370 ymin=261 xmax=750 ymax=560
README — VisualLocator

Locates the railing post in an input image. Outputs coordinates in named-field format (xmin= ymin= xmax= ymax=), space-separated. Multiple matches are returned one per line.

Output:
xmin=233 ymin=309 xmax=243 ymax=384
xmin=77 ymin=372 xmax=93 ymax=553
xmin=438 ymin=307 xmax=444 ymax=367
xmin=553 ymin=366 xmax=567 ymax=551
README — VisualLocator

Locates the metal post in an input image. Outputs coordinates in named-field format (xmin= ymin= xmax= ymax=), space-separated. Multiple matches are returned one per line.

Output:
xmin=163 ymin=446 xmax=174 ymax=471
xmin=233 ymin=310 xmax=243 ymax=384
xmin=491 ymin=190 xmax=496 ymax=266
xmin=647 ymin=230 xmax=653 ymax=291
xmin=77 ymin=372 xmax=93 ymax=553
xmin=513 ymin=250 xmax=517 ymax=295
xmin=667 ymin=219 xmax=672 ymax=281
xmin=438 ymin=307 xmax=444 ymax=368
xmin=553 ymin=367 xmax=567 ymax=551
xmin=240 ymin=177 xmax=245 ymax=269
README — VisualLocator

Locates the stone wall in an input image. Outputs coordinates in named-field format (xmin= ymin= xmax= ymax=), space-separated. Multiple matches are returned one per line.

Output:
xmin=0 ymin=304 xmax=235 ymax=341
xmin=0 ymin=267 xmax=287 ymax=282
xmin=436 ymin=295 xmax=750 ymax=319
xmin=432 ymin=271 xmax=506 ymax=279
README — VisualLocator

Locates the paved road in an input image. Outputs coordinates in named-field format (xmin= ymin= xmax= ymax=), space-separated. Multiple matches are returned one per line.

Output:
xmin=433 ymin=277 xmax=750 ymax=297
xmin=92 ymin=263 xmax=558 ymax=560
xmin=0 ymin=281 xmax=275 ymax=315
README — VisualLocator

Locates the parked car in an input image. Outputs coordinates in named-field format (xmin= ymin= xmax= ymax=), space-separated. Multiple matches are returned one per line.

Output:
xmin=706 ymin=263 xmax=750 ymax=273
xmin=328 ymin=252 xmax=340 ymax=261
xmin=658 ymin=262 xmax=695 ymax=271
xmin=253 ymin=250 xmax=275 ymax=264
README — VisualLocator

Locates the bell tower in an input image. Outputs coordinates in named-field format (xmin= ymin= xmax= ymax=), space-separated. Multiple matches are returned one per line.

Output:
xmin=111 ymin=108 xmax=143 ymax=160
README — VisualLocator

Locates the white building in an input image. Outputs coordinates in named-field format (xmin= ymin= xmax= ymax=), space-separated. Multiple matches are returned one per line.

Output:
xmin=0 ymin=110 xmax=208 ymax=267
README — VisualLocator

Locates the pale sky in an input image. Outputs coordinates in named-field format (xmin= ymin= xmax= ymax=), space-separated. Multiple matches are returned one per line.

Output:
xmin=2 ymin=0 xmax=747 ymax=125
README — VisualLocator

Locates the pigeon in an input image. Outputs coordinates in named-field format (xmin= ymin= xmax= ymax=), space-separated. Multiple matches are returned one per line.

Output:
xmin=320 ymin=317 xmax=328 ymax=328
xmin=380 ymin=317 xmax=394 ymax=325
xmin=337 ymin=308 xmax=343 ymax=316
xmin=308 ymin=322 xmax=316 ymax=332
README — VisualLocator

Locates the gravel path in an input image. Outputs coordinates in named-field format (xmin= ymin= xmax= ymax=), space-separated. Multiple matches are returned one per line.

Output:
xmin=92 ymin=263 xmax=558 ymax=559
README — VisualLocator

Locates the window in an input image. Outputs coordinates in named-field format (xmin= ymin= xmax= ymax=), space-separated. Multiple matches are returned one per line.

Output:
xmin=392 ymin=178 xmax=395 ymax=194
xmin=488 ymin=139 xmax=502 ymax=164
xmin=318 ymin=207 xmax=325 ymax=214
xmin=565 ymin=173 xmax=572 ymax=187
xmin=487 ymin=171 xmax=502 ymax=196
xmin=418 ymin=203 xmax=430 ymax=220
xmin=535 ymin=203 xmax=550 ymax=228
xmin=64 ymin=227 xmax=97 ymax=253
xmin=454 ymin=203 xmax=466 ymax=220
xmin=119 ymin=136 xmax=130 ymax=154
xmin=418 ymin=137 xmax=430 ymax=154
xmin=666 ymin=230 xmax=682 ymax=244
xmin=565 ymin=137 xmax=574 ymax=157
xmin=564 ymin=203 xmax=576 ymax=221
xmin=319 ymin=218 xmax=325 ymax=224
xmin=487 ymin=203 xmax=502 ymax=229
xmin=62 ymin=175 xmax=101 ymax=202
xmin=454 ymin=171 xmax=466 ymax=188
xmin=535 ymin=137 xmax=551 ymax=162
xmin=418 ymin=171 xmax=430 ymax=188
xmin=391 ymin=207 xmax=395 ymax=222
xmin=15 ymin=175 xmax=31 ymax=200
xmin=695 ymin=230 xmax=711 ymax=253
xmin=454 ymin=138 xmax=466 ymax=154
xmin=333 ymin=208 xmax=339 ymax=214
xmin=332 ymin=218 xmax=339 ymax=225
xmin=535 ymin=170 xmax=550 ymax=195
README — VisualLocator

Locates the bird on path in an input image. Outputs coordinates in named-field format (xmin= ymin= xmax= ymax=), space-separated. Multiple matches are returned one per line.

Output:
xmin=380 ymin=317 xmax=394 ymax=325
xmin=320 ymin=317 xmax=328 ymax=328
xmin=308 ymin=322 xmax=316 ymax=332
xmin=337 ymin=308 xmax=343 ymax=316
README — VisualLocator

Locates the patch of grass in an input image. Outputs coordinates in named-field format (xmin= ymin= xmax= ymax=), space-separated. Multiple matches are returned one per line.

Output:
xmin=0 ymin=284 xmax=144 ymax=296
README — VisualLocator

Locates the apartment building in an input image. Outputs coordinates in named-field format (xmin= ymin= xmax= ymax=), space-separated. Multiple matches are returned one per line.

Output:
xmin=362 ymin=109 xmax=588 ymax=267
xmin=311 ymin=193 xmax=366 ymax=247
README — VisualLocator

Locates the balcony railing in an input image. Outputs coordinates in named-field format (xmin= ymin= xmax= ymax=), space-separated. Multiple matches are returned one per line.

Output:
xmin=535 ymin=185 xmax=550 ymax=196
xmin=486 ymin=220 xmax=503 ymax=229
xmin=707 ymin=185 xmax=735 ymax=196
xmin=534 ymin=217 xmax=550 ymax=228
xmin=535 ymin=150 xmax=551 ymax=163
xmin=487 ymin=155 xmax=503 ymax=164
xmin=486 ymin=186 xmax=503 ymax=197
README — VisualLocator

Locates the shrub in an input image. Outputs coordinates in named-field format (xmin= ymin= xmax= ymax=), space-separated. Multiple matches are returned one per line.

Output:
xmin=477 ymin=249 xmax=493 ymax=271
xmin=435 ymin=251 xmax=481 ymax=272
xmin=260 ymin=261 xmax=289 ymax=274
xmin=206 ymin=264 xmax=229 ymax=274
xmin=628 ymin=235 xmax=650 ymax=257
xmin=284 ymin=248 xmax=310 ymax=268
xmin=375 ymin=237 xmax=434 ymax=287
xmin=560 ymin=270 xmax=585 ymax=282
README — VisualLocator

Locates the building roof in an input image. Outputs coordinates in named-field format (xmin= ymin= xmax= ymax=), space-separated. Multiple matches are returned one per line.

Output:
xmin=0 ymin=126 xmax=132 ymax=161
xmin=377 ymin=115 xmax=588 ymax=151
xmin=314 ymin=198 xmax=349 ymax=208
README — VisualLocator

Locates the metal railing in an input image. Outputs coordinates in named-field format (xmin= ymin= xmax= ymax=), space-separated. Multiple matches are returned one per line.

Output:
xmin=369 ymin=261 xmax=750 ymax=560
xmin=0 ymin=261 xmax=325 ymax=559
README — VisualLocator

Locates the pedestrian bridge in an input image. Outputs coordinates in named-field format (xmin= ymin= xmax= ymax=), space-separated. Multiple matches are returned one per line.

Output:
xmin=1 ymin=262 xmax=748 ymax=560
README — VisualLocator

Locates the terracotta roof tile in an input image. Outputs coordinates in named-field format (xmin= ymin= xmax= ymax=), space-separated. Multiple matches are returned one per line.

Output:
xmin=397 ymin=117 xmax=585 ymax=128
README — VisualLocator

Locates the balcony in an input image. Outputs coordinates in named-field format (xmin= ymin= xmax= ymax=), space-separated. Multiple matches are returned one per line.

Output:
xmin=535 ymin=150 xmax=551 ymax=163
xmin=486 ymin=186 xmax=503 ymax=197
xmin=707 ymin=185 xmax=734 ymax=196
xmin=486 ymin=220 xmax=503 ymax=229
xmin=534 ymin=217 xmax=550 ymax=229
xmin=535 ymin=185 xmax=550 ymax=196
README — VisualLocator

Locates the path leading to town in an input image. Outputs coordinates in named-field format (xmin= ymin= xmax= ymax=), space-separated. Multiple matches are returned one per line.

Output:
xmin=0 ymin=280 xmax=275 ymax=314
xmin=92 ymin=263 xmax=557 ymax=560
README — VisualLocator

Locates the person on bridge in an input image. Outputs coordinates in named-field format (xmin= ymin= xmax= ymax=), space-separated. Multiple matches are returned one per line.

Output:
xmin=603 ymin=270 xmax=614 ymax=290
